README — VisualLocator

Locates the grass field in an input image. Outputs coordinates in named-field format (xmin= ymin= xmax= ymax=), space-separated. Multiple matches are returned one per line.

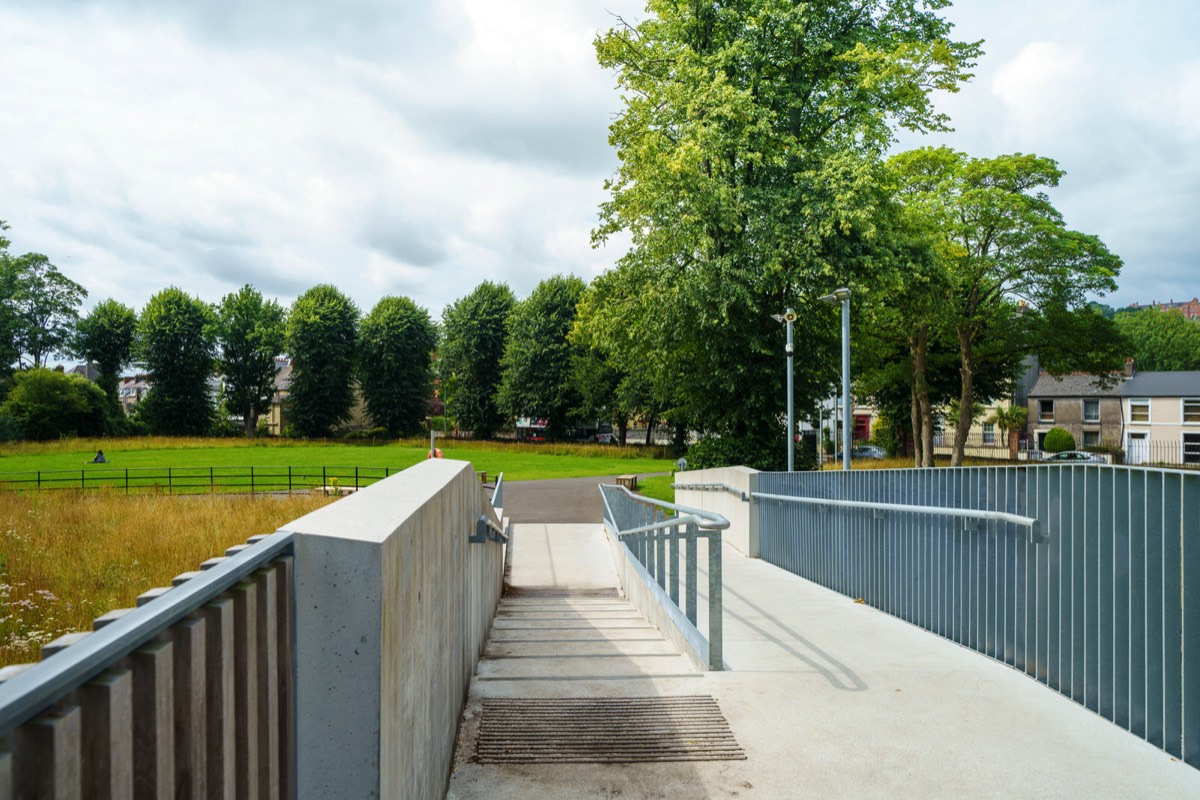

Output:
xmin=0 ymin=491 xmax=333 ymax=666
xmin=0 ymin=436 xmax=677 ymax=485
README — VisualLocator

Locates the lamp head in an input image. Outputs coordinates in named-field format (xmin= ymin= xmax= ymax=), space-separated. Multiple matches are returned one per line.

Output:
xmin=818 ymin=287 xmax=852 ymax=304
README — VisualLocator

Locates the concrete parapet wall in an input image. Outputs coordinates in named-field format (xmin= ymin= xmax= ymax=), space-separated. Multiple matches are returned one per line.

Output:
xmin=285 ymin=459 xmax=505 ymax=800
xmin=674 ymin=466 xmax=758 ymax=557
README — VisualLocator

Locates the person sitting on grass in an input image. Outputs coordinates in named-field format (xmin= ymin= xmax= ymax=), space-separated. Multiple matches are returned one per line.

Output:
xmin=90 ymin=450 xmax=106 ymax=464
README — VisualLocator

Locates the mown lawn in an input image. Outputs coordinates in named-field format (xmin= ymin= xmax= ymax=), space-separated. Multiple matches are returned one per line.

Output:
xmin=0 ymin=437 xmax=677 ymax=485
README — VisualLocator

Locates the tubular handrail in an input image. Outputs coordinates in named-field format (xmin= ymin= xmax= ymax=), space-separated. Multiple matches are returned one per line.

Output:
xmin=492 ymin=471 xmax=504 ymax=509
xmin=751 ymin=491 xmax=1042 ymax=541
xmin=671 ymin=482 xmax=749 ymax=502
xmin=599 ymin=484 xmax=727 ymax=670
xmin=0 ymin=530 xmax=296 ymax=735
xmin=601 ymin=484 xmax=730 ymax=532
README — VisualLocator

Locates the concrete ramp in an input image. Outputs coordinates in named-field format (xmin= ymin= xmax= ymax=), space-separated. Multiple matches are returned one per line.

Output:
xmin=505 ymin=523 xmax=620 ymax=593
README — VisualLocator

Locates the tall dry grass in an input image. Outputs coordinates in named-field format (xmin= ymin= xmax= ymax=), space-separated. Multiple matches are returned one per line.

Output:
xmin=0 ymin=491 xmax=332 ymax=666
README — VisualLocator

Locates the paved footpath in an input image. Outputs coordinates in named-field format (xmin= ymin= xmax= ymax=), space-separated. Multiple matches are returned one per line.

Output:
xmin=448 ymin=524 xmax=1200 ymax=799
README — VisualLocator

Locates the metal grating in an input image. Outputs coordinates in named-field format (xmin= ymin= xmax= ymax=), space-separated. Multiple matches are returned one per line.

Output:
xmin=475 ymin=695 xmax=746 ymax=764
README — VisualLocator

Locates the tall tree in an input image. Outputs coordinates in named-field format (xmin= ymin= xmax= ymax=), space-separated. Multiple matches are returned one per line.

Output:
xmin=498 ymin=275 xmax=587 ymax=440
xmin=358 ymin=296 xmax=438 ymax=436
xmin=286 ymin=285 xmax=359 ymax=438
xmin=0 ymin=221 xmax=19 ymax=378
xmin=586 ymin=1 xmax=981 ymax=465
xmin=1113 ymin=307 xmax=1200 ymax=371
xmin=215 ymin=285 xmax=286 ymax=438
xmin=887 ymin=147 xmax=1122 ymax=465
xmin=440 ymin=282 xmax=515 ymax=438
xmin=3 ymin=252 xmax=87 ymax=368
xmin=72 ymin=299 xmax=137 ymax=420
xmin=137 ymin=287 xmax=217 ymax=436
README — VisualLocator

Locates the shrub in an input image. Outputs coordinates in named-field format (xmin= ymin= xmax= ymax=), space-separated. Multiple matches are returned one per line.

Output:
xmin=686 ymin=430 xmax=818 ymax=472
xmin=0 ymin=369 xmax=106 ymax=440
xmin=1042 ymin=427 xmax=1076 ymax=453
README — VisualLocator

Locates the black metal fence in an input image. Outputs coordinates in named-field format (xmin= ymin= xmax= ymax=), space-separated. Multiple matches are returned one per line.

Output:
xmin=0 ymin=465 xmax=398 ymax=495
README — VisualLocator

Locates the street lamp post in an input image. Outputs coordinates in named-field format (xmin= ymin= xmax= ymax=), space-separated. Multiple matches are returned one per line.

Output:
xmin=771 ymin=308 xmax=798 ymax=472
xmin=819 ymin=288 xmax=852 ymax=471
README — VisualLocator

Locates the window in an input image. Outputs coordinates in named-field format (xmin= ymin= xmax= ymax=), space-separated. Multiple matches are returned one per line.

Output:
xmin=982 ymin=423 xmax=995 ymax=444
xmin=1083 ymin=399 xmax=1100 ymax=423
xmin=1184 ymin=399 xmax=1200 ymax=424
xmin=1185 ymin=433 xmax=1200 ymax=465
xmin=1083 ymin=430 xmax=1100 ymax=447
xmin=1130 ymin=399 xmax=1150 ymax=423
xmin=1039 ymin=399 xmax=1054 ymax=423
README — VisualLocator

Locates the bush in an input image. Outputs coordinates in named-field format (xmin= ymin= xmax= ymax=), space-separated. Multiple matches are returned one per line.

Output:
xmin=1042 ymin=427 xmax=1076 ymax=453
xmin=686 ymin=430 xmax=818 ymax=472
xmin=343 ymin=427 xmax=389 ymax=441
xmin=0 ymin=369 xmax=106 ymax=440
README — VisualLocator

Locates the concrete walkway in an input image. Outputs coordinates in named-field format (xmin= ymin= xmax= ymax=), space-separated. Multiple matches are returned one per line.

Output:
xmin=449 ymin=525 xmax=1200 ymax=798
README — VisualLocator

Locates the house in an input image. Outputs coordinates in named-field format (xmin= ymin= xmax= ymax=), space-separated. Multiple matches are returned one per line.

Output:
xmin=1026 ymin=371 xmax=1124 ymax=450
xmin=1119 ymin=370 xmax=1200 ymax=465
xmin=1130 ymin=297 xmax=1200 ymax=320
xmin=117 ymin=373 xmax=152 ymax=412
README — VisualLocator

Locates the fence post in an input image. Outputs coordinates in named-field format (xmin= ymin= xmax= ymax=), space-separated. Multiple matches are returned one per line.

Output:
xmin=37 ymin=471 xmax=41 ymax=491
xmin=322 ymin=467 xmax=326 ymax=490
xmin=210 ymin=466 xmax=215 ymax=494
xmin=81 ymin=469 xmax=85 ymax=490
xmin=288 ymin=467 xmax=292 ymax=495
xmin=250 ymin=467 xmax=255 ymax=497
xmin=125 ymin=468 xmax=129 ymax=495
xmin=355 ymin=467 xmax=359 ymax=490
xmin=168 ymin=467 xmax=173 ymax=495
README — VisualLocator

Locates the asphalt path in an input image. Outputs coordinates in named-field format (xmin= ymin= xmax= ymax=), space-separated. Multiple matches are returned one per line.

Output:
xmin=500 ymin=473 xmax=666 ymax=523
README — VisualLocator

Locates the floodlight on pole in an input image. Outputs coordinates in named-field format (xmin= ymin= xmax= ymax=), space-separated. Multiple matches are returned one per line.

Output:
xmin=819 ymin=288 xmax=852 ymax=471
xmin=771 ymin=308 xmax=798 ymax=472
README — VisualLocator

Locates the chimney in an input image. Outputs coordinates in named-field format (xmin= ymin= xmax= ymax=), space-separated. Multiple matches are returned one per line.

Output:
xmin=1124 ymin=357 xmax=1135 ymax=378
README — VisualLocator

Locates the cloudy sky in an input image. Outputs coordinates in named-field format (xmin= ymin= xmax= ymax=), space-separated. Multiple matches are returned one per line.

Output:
xmin=1 ymin=0 xmax=1197 ymax=320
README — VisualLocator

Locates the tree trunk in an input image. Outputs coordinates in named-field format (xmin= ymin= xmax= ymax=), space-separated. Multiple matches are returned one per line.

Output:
xmin=245 ymin=409 xmax=258 ymax=440
xmin=644 ymin=419 xmax=655 ymax=446
xmin=952 ymin=327 xmax=976 ymax=467
xmin=910 ymin=386 xmax=923 ymax=468
xmin=910 ymin=325 xmax=935 ymax=468
xmin=617 ymin=418 xmax=628 ymax=446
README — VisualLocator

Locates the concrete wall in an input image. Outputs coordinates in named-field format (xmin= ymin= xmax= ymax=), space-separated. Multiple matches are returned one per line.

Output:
xmin=673 ymin=466 xmax=758 ymax=557
xmin=285 ymin=459 xmax=505 ymax=800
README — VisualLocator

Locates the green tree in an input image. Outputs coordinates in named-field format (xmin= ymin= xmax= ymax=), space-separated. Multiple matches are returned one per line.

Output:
xmin=1113 ymin=307 xmax=1200 ymax=371
xmin=72 ymin=299 xmax=137 ymax=421
xmin=358 ymin=296 xmax=438 ymax=436
xmin=2 ymin=252 xmax=87 ymax=368
xmin=0 ymin=222 xmax=19 ymax=379
xmin=886 ymin=147 xmax=1122 ymax=465
xmin=286 ymin=285 xmax=359 ymax=438
xmin=498 ymin=275 xmax=587 ymax=440
xmin=440 ymin=282 xmax=515 ymax=438
xmin=1043 ymin=426 xmax=1076 ymax=453
xmin=137 ymin=287 xmax=217 ymax=436
xmin=215 ymin=285 xmax=286 ymax=438
xmin=586 ymin=1 xmax=981 ymax=463
xmin=0 ymin=368 xmax=106 ymax=440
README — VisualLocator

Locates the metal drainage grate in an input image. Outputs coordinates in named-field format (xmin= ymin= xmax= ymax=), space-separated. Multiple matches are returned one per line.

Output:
xmin=475 ymin=696 xmax=746 ymax=764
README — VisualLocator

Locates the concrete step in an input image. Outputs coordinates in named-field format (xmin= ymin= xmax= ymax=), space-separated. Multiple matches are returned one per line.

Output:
xmin=485 ymin=638 xmax=679 ymax=659
xmin=475 ymin=652 xmax=696 ymax=681
xmin=488 ymin=627 xmax=667 ymax=643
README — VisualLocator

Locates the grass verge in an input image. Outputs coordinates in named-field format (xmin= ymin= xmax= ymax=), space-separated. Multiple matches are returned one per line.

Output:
xmin=0 ymin=490 xmax=333 ymax=667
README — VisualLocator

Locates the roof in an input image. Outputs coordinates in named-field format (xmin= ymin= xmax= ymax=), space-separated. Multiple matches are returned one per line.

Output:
xmin=1027 ymin=373 xmax=1121 ymax=398
xmin=1120 ymin=371 xmax=1200 ymax=397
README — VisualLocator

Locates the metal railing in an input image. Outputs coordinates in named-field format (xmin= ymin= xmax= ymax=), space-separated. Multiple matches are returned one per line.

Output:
xmin=671 ymin=481 xmax=749 ymax=501
xmin=492 ymin=472 xmax=504 ymax=509
xmin=0 ymin=531 xmax=296 ymax=796
xmin=754 ymin=465 xmax=1200 ymax=770
xmin=599 ymin=485 xmax=728 ymax=670
xmin=0 ymin=465 xmax=399 ymax=495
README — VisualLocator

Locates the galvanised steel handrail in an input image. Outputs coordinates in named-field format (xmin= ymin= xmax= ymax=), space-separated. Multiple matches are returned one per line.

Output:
xmin=492 ymin=471 xmax=504 ymax=509
xmin=752 ymin=491 xmax=1043 ymax=542
xmin=671 ymin=482 xmax=749 ymax=502
xmin=599 ymin=485 xmax=728 ymax=670
xmin=0 ymin=530 xmax=295 ymax=735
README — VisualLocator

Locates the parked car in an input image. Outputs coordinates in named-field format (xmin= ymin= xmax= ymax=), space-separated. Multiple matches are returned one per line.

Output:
xmin=835 ymin=445 xmax=886 ymax=460
xmin=1044 ymin=450 xmax=1106 ymax=464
